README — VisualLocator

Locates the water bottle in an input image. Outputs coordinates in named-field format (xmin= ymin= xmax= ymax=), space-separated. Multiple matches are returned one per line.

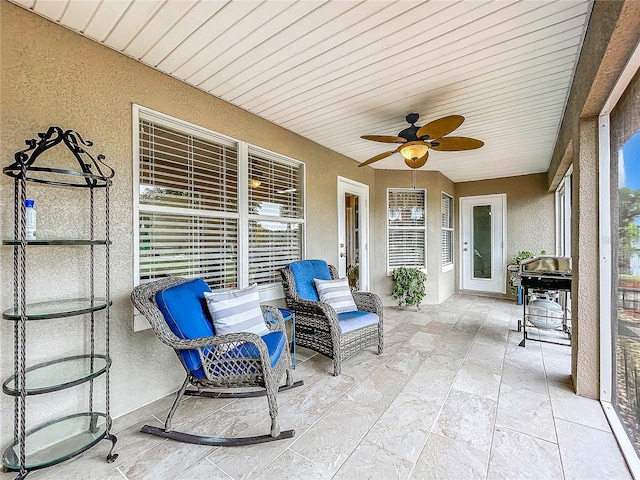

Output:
xmin=25 ymin=199 xmax=36 ymax=240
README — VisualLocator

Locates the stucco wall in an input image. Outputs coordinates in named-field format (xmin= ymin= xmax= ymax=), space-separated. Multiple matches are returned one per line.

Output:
xmin=456 ymin=173 xmax=556 ymax=297
xmin=0 ymin=1 xmax=380 ymax=445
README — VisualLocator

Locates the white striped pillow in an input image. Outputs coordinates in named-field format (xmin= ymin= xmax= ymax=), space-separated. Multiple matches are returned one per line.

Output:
xmin=204 ymin=284 xmax=270 ymax=336
xmin=314 ymin=277 xmax=357 ymax=313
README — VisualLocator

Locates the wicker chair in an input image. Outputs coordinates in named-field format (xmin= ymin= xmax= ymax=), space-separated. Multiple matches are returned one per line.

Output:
xmin=131 ymin=276 xmax=303 ymax=446
xmin=280 ymin=260 xmax=383 ymax=376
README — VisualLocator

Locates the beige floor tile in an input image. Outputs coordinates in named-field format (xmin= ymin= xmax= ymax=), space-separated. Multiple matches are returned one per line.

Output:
xmin=432 ymin=390 xmax=497 ymax=453
xmin=253 ymin=449 xmax=332 ymax=480
xmin=548 ymin=381 xmax=611 ymax=432
xmin=407 ymin=331 xmax=443 ymax=353
xmin=452 ymin=363 xmax=501 ymax=401
xmin=205 ymin=405 xmax=318 ymax=479
xmin=403 ymin=360 xmax=457 ymax=404
xmin=347 ymin=365 xmax=410 ymax=413
xmin=285 ymin=372 xmax=357 ymax=417
xmin=332 ymin=440 xmax=414 ymax=480
xmin=176 ymin=459 xmax=233 ymax=479
xmin=96 ymin=469 xmax=128 ymax=480
xmin=495 ymin=383 xmax=557 ymax=443
xmin=365 ymin=393 xmax=440 ymax=463
xmin=118 ymin=438 xmax=216 ymax=480
xmin=289 ymin=398 xmax=380 ymax=474
xmin=487 ymin=426 xmax=563 ymax=479
xmin=410 ymin=433 xmax=488 ymax=480
xmin=556 ymin=418 xmax=632 ymax=480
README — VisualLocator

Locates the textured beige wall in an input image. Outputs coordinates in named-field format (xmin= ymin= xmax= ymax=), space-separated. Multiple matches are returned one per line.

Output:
xmin=0 ymin=1 xmax=377 ymax=444
xmin=572 ymin=119 xmax=600 ymax=398
xmin=372 ymin=170 xmax=456 ymax=306
xmin=456 ymin=173 xmax=556 ymax=297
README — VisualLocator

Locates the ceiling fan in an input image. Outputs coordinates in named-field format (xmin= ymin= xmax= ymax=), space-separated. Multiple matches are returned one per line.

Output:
xmin=359 ymin=113 xmax=484 ymax=169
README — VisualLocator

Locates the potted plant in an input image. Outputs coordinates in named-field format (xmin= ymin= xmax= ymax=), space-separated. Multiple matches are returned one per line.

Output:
xmin=390 ymin=267 xmax=427 ymax=310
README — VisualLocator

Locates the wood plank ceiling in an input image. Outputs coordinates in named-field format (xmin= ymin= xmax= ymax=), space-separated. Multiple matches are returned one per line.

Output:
xmin=10 ymin=0 xmax=592 ymax=183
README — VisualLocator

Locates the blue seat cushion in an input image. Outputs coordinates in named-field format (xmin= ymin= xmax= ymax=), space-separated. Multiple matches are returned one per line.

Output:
xmin=338 ymin=311 xmax=380 ymax=334
xmin=288 ymin=260 xmax=331 ymax=301
xmin=155 ymin=278 xmax=286 ymax=379
xmin=155 ymin=279 xmax=214 ymax=375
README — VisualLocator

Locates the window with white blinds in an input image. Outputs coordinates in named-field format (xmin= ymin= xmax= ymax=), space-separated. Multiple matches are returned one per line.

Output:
xmin=247 ymin=149 xmax=304 ymax=285
xmin=134 ymin=106 xmax=305 ymax=293
xmin=441 ymin=192 xmax=454 ymax=267
xmin=387 ymin=189 xmax=426 ymax=273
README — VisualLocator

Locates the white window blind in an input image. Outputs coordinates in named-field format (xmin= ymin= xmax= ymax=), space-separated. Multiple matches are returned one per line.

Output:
xmin=441 ymin=193 xmax=454 ymax=266
xmin=247 ymin=149 xmax=304 ymax=286
xmin=138 ymin=118 xmax=240 ymax=288
xmin=135 ymin=107 xmax=305 ymax=294
xmin=387 ymin=189 xmax=426 ymax=272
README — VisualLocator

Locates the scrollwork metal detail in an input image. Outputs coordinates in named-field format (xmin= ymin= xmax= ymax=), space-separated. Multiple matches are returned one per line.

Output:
xmin=3 ymin=126 xmax=114 ymax=187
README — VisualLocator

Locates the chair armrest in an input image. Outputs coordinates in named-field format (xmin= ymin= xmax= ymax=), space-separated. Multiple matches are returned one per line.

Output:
xmin=261 ymin=305 xmax=286 ymax=333
xmin=169 ymin=331 xmax=266 ymax=351
xmin=352 ymin=291 xmax=384 ymax=317
xmin=285 ymin=297 xmax=340 ymax=332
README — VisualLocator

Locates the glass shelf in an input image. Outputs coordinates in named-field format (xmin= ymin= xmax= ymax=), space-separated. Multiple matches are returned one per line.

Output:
xmin=3 ymin=355 xmax=110 ymax=396
xmin=3 ymin=239 xmax=109 ymax=246
xmin=2 ymin=298 xmax=110 ymax=321
xmin=2 ymin=413 xmax=108 ymax=471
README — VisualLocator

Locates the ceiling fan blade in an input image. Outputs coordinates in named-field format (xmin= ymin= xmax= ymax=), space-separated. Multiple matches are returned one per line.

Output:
xmin=416 ymin=115 xmax=465 ymax=140
xmin=361 ymin=135 xmax=407 ymax=143
xmin=358 ymin=149 xmax=397 ymax=167
xmin=404 ymin=151 xmax=429 ymax=169
xmin=430 ymin=136 xmax=484 ymax=151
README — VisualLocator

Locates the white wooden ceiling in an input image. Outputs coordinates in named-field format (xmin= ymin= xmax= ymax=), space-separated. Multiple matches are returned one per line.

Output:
xmin=10 ymin=0 xmax=592 ymax=182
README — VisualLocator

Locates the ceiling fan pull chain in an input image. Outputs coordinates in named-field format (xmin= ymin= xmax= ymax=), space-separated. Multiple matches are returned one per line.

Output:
xmin=412 ymin=170 xmax=416 ymax=189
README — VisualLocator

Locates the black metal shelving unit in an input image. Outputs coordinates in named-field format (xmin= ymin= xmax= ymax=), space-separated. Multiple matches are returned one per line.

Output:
xmin=2 ymin=127 xmax=117 ymax=479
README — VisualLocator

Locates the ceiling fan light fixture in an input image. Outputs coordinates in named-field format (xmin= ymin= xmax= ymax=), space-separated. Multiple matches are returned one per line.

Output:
xmin=249 ymin=178 xmax=262 ymax=188
xmin=399 ymin=141 xmax=428 ymax=161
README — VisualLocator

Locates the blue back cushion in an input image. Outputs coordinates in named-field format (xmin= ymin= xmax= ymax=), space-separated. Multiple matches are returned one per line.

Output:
xmin=288 ymin=260 xmax=331 ymax=301
xmin=155 ymin=278 xmax=213 ymax=375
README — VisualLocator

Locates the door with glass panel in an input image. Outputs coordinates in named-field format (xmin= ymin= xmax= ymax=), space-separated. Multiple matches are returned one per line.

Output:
xmin=337 ymin=177 xmax=369 ymax=291
xmin=460 ymin=194 xmax=506 ymax=293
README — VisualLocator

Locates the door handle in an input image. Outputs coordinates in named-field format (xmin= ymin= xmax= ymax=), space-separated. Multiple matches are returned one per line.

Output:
xmin=463 ymin=248 xmax=468 ymax=251
xmin=340 ymin=252 xmax=347 ymax=257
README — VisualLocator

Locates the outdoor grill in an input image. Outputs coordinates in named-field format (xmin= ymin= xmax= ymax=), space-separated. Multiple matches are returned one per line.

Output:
xmin=518 ymin=256 xmax=572 ymax=347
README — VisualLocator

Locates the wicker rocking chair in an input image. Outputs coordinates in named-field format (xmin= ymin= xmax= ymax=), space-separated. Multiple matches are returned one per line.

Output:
xmin=131 ymin=276 xmax=303 ymax=446
xmin=280 ymin=260 xmax=383 ymax=376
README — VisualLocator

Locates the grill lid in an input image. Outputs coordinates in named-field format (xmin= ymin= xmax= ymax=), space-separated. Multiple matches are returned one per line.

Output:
xmin=520 ymin=256 xmax=572 ymax=275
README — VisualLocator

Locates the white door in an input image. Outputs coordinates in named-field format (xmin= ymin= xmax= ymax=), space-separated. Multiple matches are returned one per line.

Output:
xmin=337 ymin=176 xmax=369 ymax=291
xmin=460 ymin=194 xmax=506 ymax=293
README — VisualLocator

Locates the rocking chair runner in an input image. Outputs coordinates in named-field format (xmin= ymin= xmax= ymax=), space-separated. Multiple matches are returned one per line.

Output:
xmin=130 ymin=276 xmax=303 ymax=446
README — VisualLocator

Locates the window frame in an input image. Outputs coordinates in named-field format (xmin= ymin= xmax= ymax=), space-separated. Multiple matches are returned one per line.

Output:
xmin=441 ymin=192 xmax=454 ymax=272
xmin=386 ymin=188 xmax=427 ymax=275
xmin=132 ymin=105 xmax=306 ymax=308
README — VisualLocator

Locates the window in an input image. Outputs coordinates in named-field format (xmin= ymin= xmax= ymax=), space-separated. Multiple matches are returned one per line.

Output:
xmin=600 ymin=44 xmax=640 ymax=472
xmin=387 ymin=188 xmax=426 ymax=274
xmin=134 ymin=106 xmax=304 ymax=297
xmin=555 ymin=169 xmax=572 ymax=257
xmin=441 ymin=192 xmax=454 ymax=270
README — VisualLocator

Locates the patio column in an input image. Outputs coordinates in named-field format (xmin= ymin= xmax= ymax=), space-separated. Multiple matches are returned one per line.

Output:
xmin=571 ymin=117 xmax=600 ymax=399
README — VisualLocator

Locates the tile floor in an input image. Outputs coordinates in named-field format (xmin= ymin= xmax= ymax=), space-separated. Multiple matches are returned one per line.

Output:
xmin=3 ymin=294 xmax=633 ymax=480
